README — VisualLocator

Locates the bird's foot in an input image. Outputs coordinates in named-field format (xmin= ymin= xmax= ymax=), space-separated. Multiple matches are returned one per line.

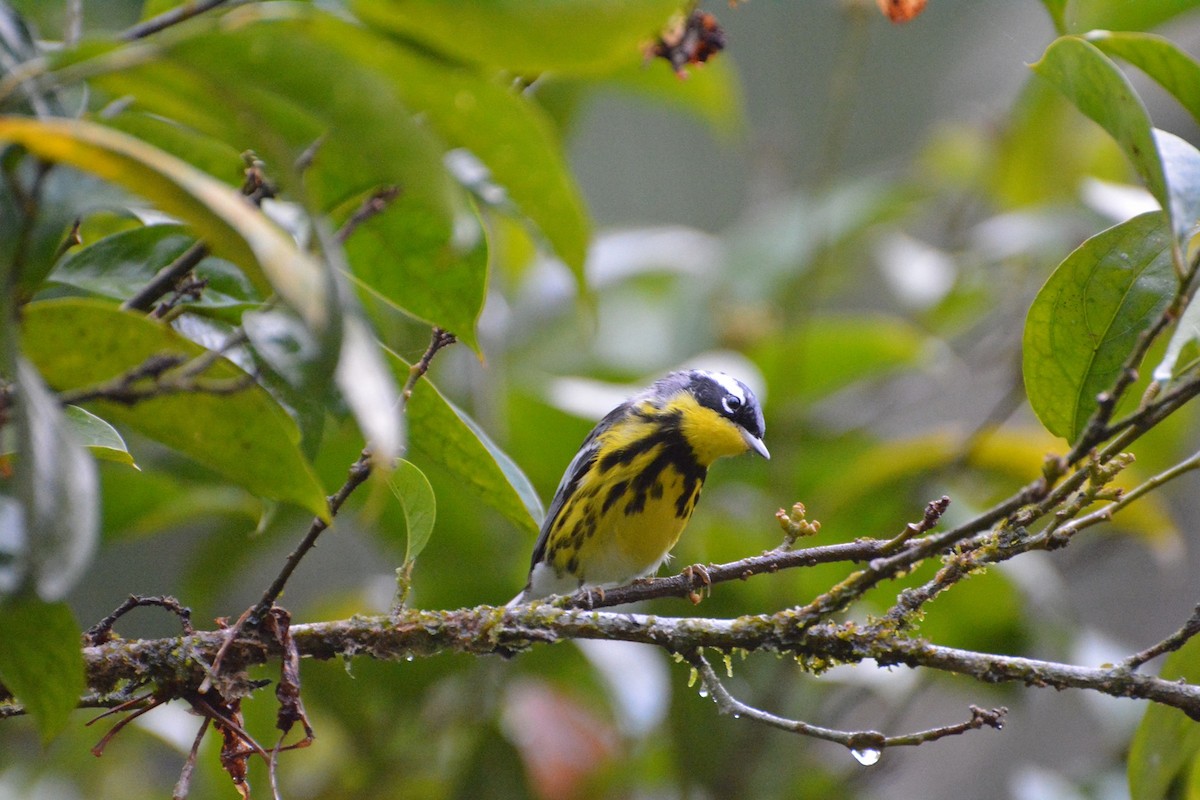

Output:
xmin=682 ymin=563 xmax=712 ymax=605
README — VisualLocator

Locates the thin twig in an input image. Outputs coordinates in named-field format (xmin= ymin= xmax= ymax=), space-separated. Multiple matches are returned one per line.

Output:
xmin=172 ymin=718 xmax=211 ymax=800
xmin=336 ymin=186 xmax=401 ymax=244
xmin=881 ymin=495 xmax=950 ymax=554
xmin=247 ymin=326 xmax=456 ymax=624
xmin=57 ymin=349 xmax=254 ymax=407
xmin=119 ymin=0 xmax=232 ymax=41
xmin=121 ymin=242 xmax=209 ymax=313
xmin=566 ymin=537 xmax=917 ymax=609
xmin=86 ymin=594 xmax=194 ymax=645
xmin=1051 ymin=449 xmax=1200 ymax=540
xmin=1121 ymin=604 xmax=1200 ymax=672
xmin=687 ymin=649 xmax=1005 ymax=754
xmin=201 ymin=328 xmax=458 ymax=687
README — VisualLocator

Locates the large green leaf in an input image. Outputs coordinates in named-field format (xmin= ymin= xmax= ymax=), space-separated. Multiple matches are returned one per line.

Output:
xmin=1128 ymin=636 xmax=1200 ymax=800
xmin=392 ymin=351 xmax=542 ymax=534
xmin=1032 ymin=37 xmax=1200 ymax=269
xmin=353 ymin=0 xmax=686 ymax=75
xmin=342 ymin=196 xmax=489 ymax=350
xmin=50 ymin=6 xmax=494 ymax=346
xmin=20 ymin=298 xmax=329 ymax=518
xmin=0 ymin=598 xmax=84 ymax=743
xmin=1060 ymin=0 xmax=1200 ymax=34
xmin=0 ymin=116 xmax=329 ymax=330
xmin=358 ymin=36 xmax=589 ymax=280
xmin=100 ymin=111 xmax=245 ymax=189
xmin=223 ymin=4 xmax=588 ymax=282
xmin=1023 ymin=212 xmax=1175 ymax=441
xmin=1088 ymin=31 xmax=1200 ymax=128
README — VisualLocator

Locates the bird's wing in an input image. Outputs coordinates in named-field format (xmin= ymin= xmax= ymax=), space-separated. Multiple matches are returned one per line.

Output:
xmin=526 ymin=401 xmax=630 ymax=571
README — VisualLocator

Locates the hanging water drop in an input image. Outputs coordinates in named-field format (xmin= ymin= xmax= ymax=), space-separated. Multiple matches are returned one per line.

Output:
xmin=698 ymin=687 xmax=709 ymax=698
xmin=405 ymin=653 xmax=415 ymax=662
xmin=850 ymin=748 xmax=881 ymax=766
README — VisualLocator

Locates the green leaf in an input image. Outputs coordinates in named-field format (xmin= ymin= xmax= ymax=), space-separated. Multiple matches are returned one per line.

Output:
xmin=0 ymin=402 xmax=133 ymax=465
xmin=392 ymin=351 xmax=542 ymax=534
xmin=53 ymin=7 xmax=494 ymax=344
xmin=1128 ymin=635 xmax=1200 ymax=800
xmin=50 ymin=223 xmax=260 ymax=312
xmin=365 ymin=39 xmax=590 ymax=280
xmin=353 ymin=0 xmax=686 ymax=75
xmin=1088 ymin=32 xmax=1200 ymax=128
xmin=242 ymin=308 xmax=330 ymax=459
xmin=63 ymin=406 xmax=135 ymax=466
xmin=343 ymin=197 xmax=489 ymax=351
xmin=0 ymin=598 xmax=85 ymax=743
xmin=225 ymin=4 xmax=587 ymax=285
xmin=1023 ymin=212 xmax=1174 ymax=440
xmin=101 ymin=111 xmax=245 ymax=187
xmin=1032 ymin=37 xmax=1199 ymax=268
xmin=20 ymin=298 xmax=329 ymax=519
xmin=388 ymin=459 xmax=437 ymax=564
xmin=0 ymin=116 xmax=330 ymax=331
xmin=0 ymin=157 xmax=122 ymax=299
xmin=1060 ymin=0 xmax=1200 ymax=34
xmin=7 ymin=358 xmax=100 ymax=601
xmin=1039 ymin=0 xmax=1068 ymax=33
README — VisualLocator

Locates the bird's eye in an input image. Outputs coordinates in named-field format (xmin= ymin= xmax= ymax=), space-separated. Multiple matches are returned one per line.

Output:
xmin=722 ymin=395 xmax=743 ymax=414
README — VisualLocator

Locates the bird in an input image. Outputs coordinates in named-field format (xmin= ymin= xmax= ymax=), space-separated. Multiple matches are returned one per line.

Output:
xmin=509 ymin=369 xmax=769 ymax=605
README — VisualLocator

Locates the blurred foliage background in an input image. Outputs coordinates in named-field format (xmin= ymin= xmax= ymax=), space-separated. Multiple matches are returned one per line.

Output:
xmin=4 ymin=1 xmax=1200 ymax=799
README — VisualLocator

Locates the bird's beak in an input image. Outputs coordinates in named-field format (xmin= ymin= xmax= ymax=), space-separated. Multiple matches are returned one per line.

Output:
xmin=742 ymin=430 xmax=770 ymax=460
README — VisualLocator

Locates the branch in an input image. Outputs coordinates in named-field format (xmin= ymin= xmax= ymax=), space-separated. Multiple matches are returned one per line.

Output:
xmin=686 ymin=648 xmax=1005 ymax=757
xmin=121 ymin=154 xmax=271 ymax=315
xmin=49 ymin=606 xmax=1200 ymax=723
xmin=120 ymin=242 xmax=209 ymax=313
xmin=1121 ymin=604 xmax=1200 ymax=672
xmin=57 ymin=334 xmax=252 ymax=407
xmin=335 ymin=186 xmax=401 ymax=244
xmin=119 ymin=0 xmax=233 ymax=41
xmin=565 ymin=499 xmax=945 ymax=610
xmin=566 ymin=537 xmax=918 ymax=609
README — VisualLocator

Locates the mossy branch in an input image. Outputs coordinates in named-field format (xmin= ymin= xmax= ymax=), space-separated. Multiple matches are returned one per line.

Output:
xmin=10 ymin=603 xmax=1192 ymax=724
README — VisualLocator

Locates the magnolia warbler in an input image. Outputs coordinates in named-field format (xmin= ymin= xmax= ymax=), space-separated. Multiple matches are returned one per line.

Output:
xmin=510 ymin=370 xmax=769 ymax=604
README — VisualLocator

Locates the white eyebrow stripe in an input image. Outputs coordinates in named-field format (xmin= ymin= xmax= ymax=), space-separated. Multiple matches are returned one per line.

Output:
xmin=700 ymin=371 xmax=746 ymax=402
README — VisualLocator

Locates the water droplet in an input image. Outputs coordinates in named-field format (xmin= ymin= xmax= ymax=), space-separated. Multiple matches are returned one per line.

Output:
xmin=404 ymin=653 xmax=415 ymax=662
xmin=851 ymin=748 xmax=881 ymax=766
xmin=732 ymin=713 xmax=741 ymax=719
xmin=698 ymin=687 xmax=709 ymax=698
